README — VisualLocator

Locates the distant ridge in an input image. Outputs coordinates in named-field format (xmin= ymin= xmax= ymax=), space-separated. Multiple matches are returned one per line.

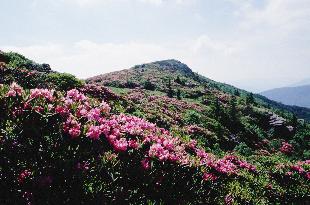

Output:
xmin=261 ymin=85 xmax=310 ymax=108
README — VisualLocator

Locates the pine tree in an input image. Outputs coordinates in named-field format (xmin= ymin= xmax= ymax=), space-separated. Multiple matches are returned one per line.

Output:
xmin=167 ymin=78 xmax=174 ymax=98
xmin=229 ymin=96 xmax=237 ymax=121
xmin=246 ymin=92 xmax=255 ymax=105
xmin=177 ymin=89 xmax=181 ymax=100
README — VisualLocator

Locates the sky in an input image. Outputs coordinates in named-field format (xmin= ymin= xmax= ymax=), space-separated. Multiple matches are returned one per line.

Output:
xmin=1 ymin=0 xmax=310 ymax=92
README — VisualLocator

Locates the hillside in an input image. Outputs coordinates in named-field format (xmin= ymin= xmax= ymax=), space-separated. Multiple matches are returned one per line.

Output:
xmin=86 ymin=59 xmax=310 ymax=156
xmin=261 ymin=85 xmax=310 ymax=108
xmin=0 ymin=53 xmax=309 ymax=204
xmin=87 ymin=59 xmax=310 ymax=121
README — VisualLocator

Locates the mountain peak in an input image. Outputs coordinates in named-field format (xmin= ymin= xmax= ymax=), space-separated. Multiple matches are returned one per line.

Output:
xmin=134 ymin=59 xmax=193 ymax=75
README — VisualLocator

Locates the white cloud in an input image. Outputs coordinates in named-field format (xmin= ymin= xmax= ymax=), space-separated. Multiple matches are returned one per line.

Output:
xmin=3 ymin=0 xmax=310 ymax=92
xmin=3 ymin=29 xmax=309 ymax=92
xmin=233 ymin=0 xmax=310 ymax=31
xmin=138 ymin=0 xmax=164 ymax=5
xmin=1 ymin=36 xmax=238 ymax=79
xmin=58 ymin=0 xmax=194 ymax=6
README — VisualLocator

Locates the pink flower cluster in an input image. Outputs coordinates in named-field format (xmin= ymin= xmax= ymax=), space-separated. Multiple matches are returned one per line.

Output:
xmin=141 ymin=158 xmax=151 ymax=170
xmin=290 ymin=161 xmax=310 ymax=179
xmin=86 ymin=125 xmax=101 ymax=140
xmin=6 ymin=82 xmax=23 ymax=97
xmin=76 ymin=161 xmax=90 ymax=171
xmin=29 ymin=88 xmax=54 ymax=101
xmin=63 ymin=116 xmax=81 ymax=138
xmin=280 ymin=142 xmax=293 ymax=154
xmin=224 ymin=194 xmax=234 ymax=205
xmin=18 ymin=169 xmax=32 ymax=184
xmin=203 ymin=172 xmax=218 ymax=181
xmin=276 ymin=160 xmax=310 ymax=180
xmin=5 ymin=84 xmax=259 ymax=183
xmin=66 ymin=89 xmax=87 ymax=102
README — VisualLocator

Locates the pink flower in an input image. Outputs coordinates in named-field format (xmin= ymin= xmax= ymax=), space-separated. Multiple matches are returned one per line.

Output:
xmin=113 ymin=138 xmax=128 ymax=152
xmin=225 ymin=194 xmax=234 ymax=205
xmin=6 ymin=82 xmax=23 ymax=97
xmin=149 ymin=143 xmax=170 ymax=161
xmin=187 ymin=139 xmax=197 ymax=149
xmin=86 ymin=125 xmax=102 ymax=140
xmin=128 ymin=140 xmax=139 ymax=149
xmin=203 ymin=172 xmax=218 ymax=181
xmin=100 ymin=101 xmax=111 ymax=114
xmin=280 ymin=142 xmax=293 ymax=154
xmin=29 ymin=88 xmax=54 ymax=101
xmin=76 ymin=105 xmax=88 ymax=117
xmin=141 ymin=158 xmax=151 ymax=170
xmin=55 ymin=105 xmax=69 ymax=116
xmin=266 ymin=183 xmax=273 ymax=189
xmin=286 ymin=171 xmax=293 ymax=176
xmin=76 ymin=161 xmax=90 ymax=171
xmin=291 ymin=165 xmax=305 ymax=173
xmin=63 ymin=116 xmax=81 ymax=138
xmin=214 ymin=159 xmax=237 ymax=175
xmin=7 ymin=90 xmax=17 ymax=97
xmin=68 ymin=127 xmax=81 ymax=138
xmin=66 ymin=89 xmax=86 ymax=102
xmin=238 ymin=160 xmax=256 ymax=172
xmin=33 ymin=106 xmax=44 ymax=113
xmin=18 ymin=169 xmax=32 ymax=184
xmin=87 ymin=108 xmax=101 ymax=121
xmin=305 ymin=172 xmax=310 ymax=180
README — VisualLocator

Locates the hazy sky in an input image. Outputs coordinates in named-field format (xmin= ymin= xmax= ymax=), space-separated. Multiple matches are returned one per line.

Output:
xmin=1 ymin=0 xmax=310 ymax=92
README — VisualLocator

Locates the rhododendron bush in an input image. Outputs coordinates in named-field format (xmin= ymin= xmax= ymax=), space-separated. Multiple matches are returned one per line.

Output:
xmin=0 ymin=83 xmax=309 ymax=204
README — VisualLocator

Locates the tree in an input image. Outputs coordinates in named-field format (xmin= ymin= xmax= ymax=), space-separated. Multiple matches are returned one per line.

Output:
xmin=167 ymin=78 xmax=174 ymax=98
xmin=175 ymin=76 xmax=185 ymax=86
xmin=234 ymin=89 xmax=240 ymax=96
xmin=229 ymin=96 xmax=237 ymax=121
xmin=46 ymin=73 xmax=84 ymax=91
xmin=176 ymin=89 xmax=182 ymax=100
xmin=246 ymin=92 xmax=255 ymax=105
xmin=212 ymin=98 xmax=222 ymax=120
xmin=143 ymin=79 xmax=156 ymax=91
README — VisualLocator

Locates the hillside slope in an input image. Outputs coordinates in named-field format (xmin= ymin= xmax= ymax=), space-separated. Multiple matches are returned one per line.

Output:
xmin=1 ymin=53 xmax=309 ymax=204
xmin=87 ymin=59 xmax=310 ymax=121
xmin=261 ymin=85 xmax=310 ymax=108
xmin=87 ymin=59 xmax=310 ymax=157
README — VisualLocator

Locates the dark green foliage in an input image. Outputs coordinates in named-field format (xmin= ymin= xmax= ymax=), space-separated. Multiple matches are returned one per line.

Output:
xmin=167 ymin=78 xmax=174 ymax=98
xmin=234 ymin=142 xmax=253 ymax=156
xmin=246 ymin=92 xmax=255 ymax=105
xmin=125 ymin=80 xmax=139 ymax=88
xmin=175 ymin=76 xmax=186 ymax=86
xmin=176 ymin=89 xmax=182 ymax=100
xmin=46 ymin=73 xmax=84 ymax=91
xmin=3 ymin=52 xmax=51 ymax=72
xmin=143 ymin=79 xmax=156 ymax=91
xmin=184 ymin=110 xmax=202 ymax=125
xmin=234 ymin=89 xmax=240 ymax=96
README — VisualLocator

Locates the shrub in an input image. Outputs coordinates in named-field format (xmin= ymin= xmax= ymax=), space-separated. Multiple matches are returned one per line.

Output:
xmin=143 ymin=80 xmax=156 ymax=91
xmin=45 ymin=73 xmax=84 ymax=91
xmin=0 ymin=83 xmax=309 ymax=204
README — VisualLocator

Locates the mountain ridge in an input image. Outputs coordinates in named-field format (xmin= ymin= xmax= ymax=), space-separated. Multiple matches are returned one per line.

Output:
xmin=261 ymin=84 xmax=310 ymax=108
xmin=87 ymin=59 xmax=310 ymax=121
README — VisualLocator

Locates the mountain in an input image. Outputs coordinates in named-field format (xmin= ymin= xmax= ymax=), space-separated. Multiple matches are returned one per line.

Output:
xmin=1 ymin=53 xmax=310 ymax=204
xmin=290 ymin=78 xmax=310 ymax=87
xmin=261 ymin=85 xmax=310 ymax=108
xmin=86 ymin=58 xmax=310 ymax=153
xmin=87 ymin=59 xmax=310 ymax=121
